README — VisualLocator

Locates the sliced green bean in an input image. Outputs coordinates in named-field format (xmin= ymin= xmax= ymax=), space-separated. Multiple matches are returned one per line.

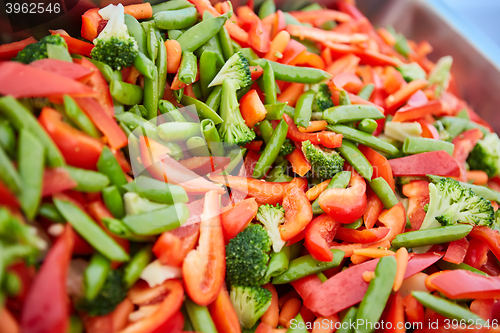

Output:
xmin=369 ymin=177 xmax=398 ymax=209
xmin=123 ymin=175 xmax=188 ymax=204
xmin=0 ymin=144 xmax=21 ymax=194
xmin=97 ymin=146 xmax=128 ymax=188
xmin=129 ymin=104 xmax=148 ymax=118
xmin=158 ymin=122 xmax=201 ymax=141
xmin=156 ymin=38 xmax=168 ymax=98
xmin=84 ymin=253 xmax=111 ymax=301
xmin=294 ymin=90 xmax=315 ymax=128
xmin=122 ymin=203 xmax=189 ymax=235
xmin=143 ymin=66 xmax=159 ymax=120
xmin=259 ymin=119 xmax=274 ymax=144
xmin=47 ymin=44 xmax=72 ymax=62
xmin=102 ymin=186 xmax=125 ymax=219
xmin=253 ymin=119 xmax=288 ymax=179
xmin=357 ymin=84 xmax=374 ymax=100
xmin=177 ymin=14 xmax=229 ymax=52
xmin=357 ymin=118 xmax=377 ymax=135
xmin=218 ymin=25 xmax=234 ymax=61
xmin=260 ymin=60 xmax=277 ymax=105
xmin=181 ymin=95 xmax=223 ymax=124
xmin=339 ymin=89 xmax=351 ymax=106
xmin=250 ymin=59 xmax=331 ymax=84
xmin=152 ymin=0 xmax=193 ymax=14
xmin=184 ymin=297 xmax=218 ymax=333
xmin=38 ymin=203 xmax=65 ymax=223
xmin=186 ymin=136 xmax=210 ymax=157
xmin=316 ymin=272 xmax=328 ymax=283
xmin=125 ymin=14 xmax=147 ymax=54
xmin=205 ymin=85 xmax=222 ymax=113
xmin=63 ymin=166 xmax=110 ymax=193
xmin=312 ymin=171 xmax=351 ymax=214
xmin=201 ymin=119 xmax=225 ymax=156
xmin=265 ymin=102 xmax=287 ymax=120
xmin=221 ymin=148 xmax=246 ymax=175
xmin=337 ymin=140 xmax=373 ymax=180
xmin=344 ymin=218 xmax=363 ymax=230
xmin=143 ymin=21 xmax=158 ymax=61
xmin=0 ymin=118 xmax=15 ymax=158
xmin=392 ymin=224 xmax=473 ymax=248
xmin=63 ymin=95 xmax=100 ymax=138
xmin=199 ymin=51 xmax=219 ymax=99
xmin=286 ymin=313 xmax=308 ymax=333
xmin=328 ymin=125 xmax=399 ymax=155
xmin=154 ymin=7 xmax=198 ymax=30
xmin=412 ymin=291 xmax=485 ymax=322
xmin=337 ymin=307 xmax=357 ymax=333
xmin=266 ymin=159 xmax=293 ymax=182
xmin=110 ymin=79 xmax=143 ymax=105
xmin=323 ymin=105 xmax=384 ymax=125
xmin=259 ymin=0 xmax=276 ymax=19
xmin=266 ymin=246 xmax=290 ymax=279
xmin=133 ymin=51 xmax=155 ymax=79
xmin=179 ymin=51 xmax=198 ymax=85
xmin=403 ymin=137 xmax=455 ymax=156
xmin=123 ymin=245 xmax=152 ymax=288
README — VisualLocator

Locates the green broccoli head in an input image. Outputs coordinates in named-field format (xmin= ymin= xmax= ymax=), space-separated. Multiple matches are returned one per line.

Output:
xmin=14 ymin=35 xmax=67 ymax=64
xmin=256 ymin=204 xmax=286 ymax=253
xmin=278 ymin=139 xmax=295 ymax=157
xmin=90 ymin=4 xmax=138 ymax=70
xmin=301 ymin=140 xmax=344 ymax=179
xmin=218 ymin=79 xmax=256 ymax=146
xmin=76 ymin=269 xmax=127 ymax=316
xmin=229 ymin=285 xmax=272 ymax=329
xmin=209 ymin=51 xmax=252 ymax=89
xmin=226 ymin=224 xmax=271 ymax=287
xmin=467 ymin=133 xmax=500 ymax=178
xmin=311 ymin=83 xmax=334 ymax=112
xmin=420 ymin=177 xmax=494 ymax=230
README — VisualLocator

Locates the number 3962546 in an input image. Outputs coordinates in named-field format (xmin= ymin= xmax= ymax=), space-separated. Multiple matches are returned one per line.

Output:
xmin=5 ymin=2 xmax=61 ymax=14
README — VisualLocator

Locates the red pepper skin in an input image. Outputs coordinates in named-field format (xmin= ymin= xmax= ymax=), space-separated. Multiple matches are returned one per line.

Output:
xmin=318 ymin=170 xmax=367 ymax=224
xmin=21 ymin=224 xmax=74 ymax=333
xmin=402 ymin=180 xmax=430 ymax=231
xmin=389 ymin=150 xmax=461 ymax=177
xmin=151 ymin=311 xmax=184 ymax=333
xmin=358 ymin=145 xmax=395 ymax=191
xmin=452 ymin=128 xmax=484 ymax=182
xmin=290 ymin=274 xmax=323 ymax=300
xmin=41 ymin=167 xmax=77 ymax=197
xmin=229 ymin=151 xmax=261 ymax=205
xmin=469 ymin=226 xmax=500 ymax=262
xmin=221 ymin=198 xmax=258 ymax=243
xmin=0 ymin=36 xmax=37 ymax=60
xmin=304 ymin=214 xmax=340 ymax=262
xmin=153 ymin=224 xmax=200 ymax=267
xmin=431 ymin=269 xmax=500 ymax=299
xmin=237 ymin=6 xmax=270 ymax=53
xmin=470 ymin=299 xmax=500 ymax=322
xmin=39 ymin=107 xmax=103 ymax=170
xmin=335 ymin=227 xmax=390 ymax=244
xmin=378 ymin=203 xmax=406 ymax=243
xmin=363 ymin=188 xmax=383 ymax=229
xmin=0 ymin=180 xmax=20 ymax=209
xmin=179 ymin=156 xmax=231 ymax=175
xmin=402 ymin=294 xmax=424 ymax=324
xmin=183 ymin=191 xmax=225 ymax=306
xmin=443 ymin=237 xmax=469 ymax=265
xmin=282 ymin=114 xmax=343 ymax=148
xmin=81 ymin=8 xmax=102 ymax=41
xmin=280 ymin=181 xmax=313 ymax=241
xmin=30 ymin=59 xmax=93 ymax=80
xmin=383 ymin=292 xmax=405 ymax=333
xmin=280 ymin=39 xmax=307 ymax=65
xmin=49 ymin=30 xmax=94 ymax=57
xmin=208 ymin=285 xmax=242 ymax=333
xmin=464 ymin=238 xmax=489 ymax=269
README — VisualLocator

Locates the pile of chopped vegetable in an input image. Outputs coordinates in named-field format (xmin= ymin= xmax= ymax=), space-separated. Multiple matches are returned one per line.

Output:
xmin=1 ymin=0 xmax=500 ymax=332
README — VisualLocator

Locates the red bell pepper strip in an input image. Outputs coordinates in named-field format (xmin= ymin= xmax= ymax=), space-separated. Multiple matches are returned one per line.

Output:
xmin=0 ymin=36 xmax=37 ymax=60
xmin=41 ymin=167 xmax=77 ymax=197
xmin=378 ymin=202 xmax=406 ymax=243
xmin=304 ymin=214 xmax=340 ymax=262
xmin=221 ymin=198 xmax=258 ymax=243
xmin=402 ymin=180 xmax=430 ymax=231
xmin=0 ymin=180 xmax=20 ymax=209
xmin=250 ymin=65 xmax=264 ymax=80
xmin=290 ymin=274 xmax=323 ymax=301
xmin=244 ymin=140 xmax=263 ymax=153
xmin=120 ymin=279 xmax=184 ymax=333
xmin=332 ymin=73 xmax=364 ymax=94
xmin=280 ymin=181 xmax=313 ymax=241
xmin=81 ymin=8 xmax=102 ymax=41
xmin=21 ymin=224 xmax=74 ymax=333
xmin=337 ymin=0 xmax=367 ymax=20
xmin=443 ymin=237 xmax=469 ymax=265
xmin=469 ymin=226 xmax=500 ymax=262
xmin=363 ymin=188 xmax=384 ymax=229
xmin=318 ymin=170 xmax=367 ymax=224
xmin=392 ymin=100 xmax=443 ymax=122
xmin=280 ymin=39 xmax=307 ymax=65
xmin=416 ymin=118 xmax=440 ymax=140
xmin=39 ymin=107 xmax=103 ymax=170
xmin=271 ymin=10 xmax=286 ymax=39
xmin=183 ymin=191 xmax=225 ymax=306
xmin=358 ymin=145 xmax=395 ymax=191
xmin=384 ymin=79 xmax=428 ymax=114
xmin=431 ymin=269 xmax=500 ymax=299
xmin=287 ymin=25 xmax=368 ymax=44
xmin=464 ymin=238 xmax=489 ymax=269
xmin=140 ymin=136 xmax=224 ymax=194
xmin=49 ymin=29 xmax=94 ymax=57
xmin=336 ymin=227 xmax=390 ymax=244
xmin=183 ymin=199 xmax=205 ymax=226
xmin=384 ymin=292 xmax=405 ymax=333
xmin=452 ymin=128 xmax=484 ymax=182
xmin=403 ymin=294 xmax=424 ymax=324
xmin=388 ymin=150 xmax=461 ymax=177
xmin=228 ymin=150 xmax=261 ymax=205
xmin=237 ymin=6 xmax=270 ymax=53
xmin=179 ymin=156 xmax=231 ymax=175
xmin=30 ymin=59 xmax=93 ymax=80
xmin=150 ymin=310 xmax=184 ymax=333
xmin=208 ymin=285 xmax=242 ymax=333
xmin=282 ymin=114 xmax=343 ymax=148
xmin=470 ymin=299 xmax=500 ymax=322
xmin=289 ymin=9 xmax=352 ymax=24
xmin=153 ymin=224 xmax=200 ymax=267
xmin=286 ymin=148 xmax=311 ymax=177
xmin=0 ymin=62 xmax=97 ymax=98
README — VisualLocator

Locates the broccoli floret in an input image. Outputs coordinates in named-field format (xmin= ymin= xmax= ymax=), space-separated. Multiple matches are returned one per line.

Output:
xmin=90 ymin=4 xmax=138 ymax=70
xmin=14 ymin=35 xmax=67 ymax=64
xmin=255 ymin=204 xmax=286 ymax=253
xmin=226 ymin=224 xmax=271 ymax=287
xmin=311 ymin=83 xmax=334 ymax=112
xmin=76 ymin=269 xmax=127 ymax=316
xmin=420 ymin=177 xmax=494 ymax=231
xmin=467 ymin=133 xmax=500 ymax=178
xmin=278 ymin=139 xmax=295 ymax=156
xmin=218 ymin=79 xmax=256 ymax=146
xmin=301 ymin=140 xmax=344 ymax=179
xmin=229 ymin=285 xmax=272 ymax=329
xmin=209 ymin=51 xmax=252 ymax=89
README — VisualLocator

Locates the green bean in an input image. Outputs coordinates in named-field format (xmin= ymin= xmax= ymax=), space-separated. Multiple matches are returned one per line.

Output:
xmin=259 ymin=120 xmax=274 ymax=144
xmin=125 ymin=14 xmax=147 ymax=54
xmin=284 ymin=105 xmax=296 ymax=118
xmin=412 ymin=291 xmax=485 ymax=322
xmin=321 ymin=20 xmax=337 ymax=30
xmin=186 ymin=136 xmax=210 ymax=157
xmin=97 ymin=146 xmax=128 ymax=188
xmin=253 ymin=119 xmax=288 ymax=179
xmin=427 ymin=175 xmax=500 ymax=202
xmin=286 ymin=313 xmax=308 ymax=333
xmin=250 ymin=59 xmax=331 ymax=84
xmin=337 ymin=140 xmax=373 ymax=180
xmin=238 ymin=48 xmax=259 ymax=61
xmin=181 ymin=95 xmax=223 ymax=124
xmin=266 ymin=159 xmax=293 ymax=182
xmin=87 ymin=58 xmax=115 ymax=82
xmin=259 ymin=0 xmax=276 ymax=18
xmin=177 ymin=14 xmax=230 ymax=52
xmin=436 ymin=260 xmax=488 ymax=276
xmin=196 ymin=12 xmax=225 ymax=65
xmin=201 ymin=119 xmax=225 ymax=156
xmin=272 ymin=249 xmax=344 ymax=284
xmin=312 ymin=171 xmax=351 ymax=214
xmin=110 ymin=79 xmax=143 ymax=105
xmin=47 ymin=43 xmax=72 ymax=62
xmin=133 ymin=51 xmax=156 ymax=79
xmin=116 ymin=112 xmax=156 ymax=136
xmin=154 ymin=7 xmax=198 ymax=30
xmin=158 ymin=122 xmax=202 ymax=141
xmin=54 ymin=198 xmax=129 ymax=262
xmin=316 ymin=272 xmax=328 ymax=283
xmin=0 ymin=118 xmax=15 ymax=158
xmin=357 ymin=84 xmax=375 ymax=101
xmin=221 ymin=148 xmax=246 ymax=175
xmin=357 ymin=118 xmax=377 ymax=135
xmin=168 ymin=30 xmax=184 ymax=40
xmin=0 ymin=96 xmax=64 ymax=167
xmin=18 ymin=130 xmax=44 ymax=220
xmin=264 ymin=102 xmax=287 ymax=120
xmin=184 ymin=297 xmax=218 ymax=333
xmin=440 ymin=116 xmax=489 ymax=139
xmin=344 ymin=218 xmax=363 ymax=230
xmin=205 ymin=85 xmax=222 ymax=113
xmin=369 ymin=177 xmax=398 ymax=209
xmin=284 ymin=12 xmax=303 ymax=26
xmin=328 ymin=125 xmax=399 ymax=155
xmin=102 ymin=186 xmax=125 ymax=219
xmin=337 ymin=307 xmax=357 ymax=333
xmin=152 ymin=0 xmax=193 ymax=14
xmin=68 ymin=315 xmax=84 ymax=333
xmin=356 ymin=256 xmax=397 ymax=333
xmin=38 ymin=202 xmax=65 ymax=223
xmin=339 ymin=89 xmax=351 ymax=106
xmin=101 ymin=217 xmax=154 ymax=242
xmin=113 ymin=99 xmax=125 ymax=115
xmin=128 ymin=104 xmax=148 ymax=118
xmin=63 ymin=166 xmax=110 ymax=193
xmin=143 ymin=22 xmax=158 ymax=61
xmin=403 ymin=137 xmax=455 ymax=156
xmin=199 ymin=51 xmax=219 ymax=99
xmin=301 ymin=3 xmax=323 ymax=11
xmin=266 ymin=246 xmax=290 ymax=279
xmin=122 ymin=203 xmax=189 ymax=235
xmin=123 ymin=245 xmax=152 ymax=288
xmin=143 ymin=65 xmax=159 ymax=120
xmin=218 ymin=25 xmax=234 ymax=61
xmin=84 ymin=253 xmax=111 ymax=301
xmin=392 ymin=224 xmax=473 ymax=249
xmin=323 ymin=105 xmax=384 ymax=125
xmin=123 ymin=175 xmax=188 ymax=204
xmin=181 ymin=305 xmax=195 ymax=331
xmin=260 ymin=60 xmax=278 ymax=104
xmin=156 ymin=38 xmax=168 ymax=98
xmin=179 ymin=52 xmax=198 ymax=85
xmin=0 ymin=144 xmax=21 ymax=194
xmin=293 ymin=90 xmax=315 ymax=128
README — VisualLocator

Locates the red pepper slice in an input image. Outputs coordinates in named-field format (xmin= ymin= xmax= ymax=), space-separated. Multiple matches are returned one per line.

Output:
xmin=470 ymin=299 xmax=500 ymax=322
xmin=290 ymin=274 xmax=322 ymax=300
xmin=208 ymin=285 xmax=241 ymax=333
xmin=41 ymin=167 xmax=77 ymax=197
xmin=358 ymin=145 xmax=395 ymax=191
xmin=183 ymin=191 xmax=225 ymax=306
xmin=318 ymin=170 xmax=367 ymax=224
xmin=335 ymin=227 xmax=390 ymax=244
xmin=443 ymin=237 xmax=469 ymax=265
xmin=392 ymin=100 xmax=443 ymax=122
xmin=402 ymin=294 xmax=424 ymax=324
xmin=0 ymin=36 xmax=37 ymax=60
xmin=237 ymin=6 xmax=271 ymax=53
xmin=402 ymin=180 xmax=430 ymax=231
xmin=388 ymin=150 xmax=461 ymax=177
xmin=179 ymin=156 xmax=231 ymax=175
xmin=153 ymin=224 xmax=200 ymax=267
xmin=384 ymin=292 xmax=405 ymax=333
xmin=378 ymin=202 xmax=406 ymax=243
xmin=21 ymin=224 xmax=74 ymax=333
xmin=432 ymin=269 xmax=500 ymax=299
xmin=286 ymin=148 xmax=311 ymax=177
xmin=363 ymin=188 xmax=383 ymax=229
xmin=283 ymin=114 xmax=343 ymax=148
xmin=417 ymin=118 xmax=440 ymax=140
xmin=304 ymin=214 xmax=340 ymax=262
xmin=30 ymin=59 xmax=93 ymax=80
xmin=469 ymin=226 xmax=500 ymax=262
xmin=221 ymin=198 xmax=258 ymax=243
xmin=39 ymin=107 xmax=103 ymax=170
xmin=280 ymin=181 xmax=313 ymax=241
xmin=81 ymin=8 xmax=102 ymax=41
xmin=280 ymin=39 xmax=307 ymax=65
xmin=452 ymin=128 xmax=484 ymax=182
xmin=0 ymin=180 xmax=20 ymax=209
xmin=49 ymin=30 xmax=94 ymax=57
xmin=464 ymin=238 xmax=489 ymax=269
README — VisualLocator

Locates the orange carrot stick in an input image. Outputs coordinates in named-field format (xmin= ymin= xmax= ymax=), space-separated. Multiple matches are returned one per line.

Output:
xmin=377 ymin=27 xmax=396 ymax=46
xmin=321 ymin=48 xmax=333 ymax=67
xmin=265 ymin=30 xmax=291 ymax=62
xmin=305 ymin=179 xmax=331 ymax=201
xmin=110 ymin=298 xmax=134 ymax=331
xmin=351 ymin=254 xmax=371 ymax=265
xmin=352 ymin=248 xmax=395 ymax=258
xmin=261 ymin=284 xmax=279 ymax=328
xmin=279 ymin=298 xmax=302 ymax=328
xmin=393 ymin=247 xmax=408 ymax=292
xmin=311 ymin=314 xmax=340 ymax=333
xmin=278 ymin=290 xmax=299 ymax=309
xmin=165 ymin=40 xmax=182 ymax=74
xmin=325 ymin=53 xmax=360 ymax=77
xmin=466 ymin=170 xmax=489 ymax=185
xmin=277 ymin=83 xmax=304 ymax=107
xmin=425 ymin=270 xmax=449 ymax=292
xmin=362 ymin=271 xmax=376 ymax=283
xmin=385 ymin=79 xmax=428 ymax=113
xmin=294 ymin=52 xmax=326 ymax=70
xmin=298 ymin=120 xmax=328 ymax=133
xmin=124 ymin=3 xmax=153 ymax=20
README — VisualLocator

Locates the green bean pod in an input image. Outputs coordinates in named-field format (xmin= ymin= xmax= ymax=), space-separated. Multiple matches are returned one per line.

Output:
xmin=123 ymin=245 xmax=152 ymax=288
xmin=125 ymin=14 xmax=147 ymax=54
xmin=392 ymin=225 xmax=473 ymax=248
xmin=199 ymin=51 xmax=219 ymax=99
xmin=369 ymin=177 xmax=399 ymax=209
xmin=218 ymin=25 xmax=234 ymax=61
xmin=357 ymin=83 xmax=375 ymax=100
xmin=184 ymin=298 xmax=218 ymax=333
xmin=260 ymin=60 xmax=277 ymax=104
xmin=152 ymin=0 xmax=193 ymax=14
xmin=323 ymin=105 xmax=384 ymax=125
xmin=123 ymin=175 xmax=188 ymax=204
xmin=259 ymin=0 xmax=276 ymax=19
xmin=327 ymin=124 xmax=399 ymax=155
xmin=265 ymin=103 xmax=287 ymax=121
xmin=122 ymin=203 xmax=189 ymax=235
xmin=312 ymin=171 xmax=351 ymax=214
xmin=250 ymin=59 xmax=331 ymax=84
xmin=97 ymin=146 xmax=128 ymax=188
xmin=102 ymin=186 xmax=125 ymax=219
xmin=47 ymin=44 xmax=72 ymax=62
xmin=357 ymin=118 xmax=378 ymax=135
xmin=337 ymin=307 xmax=357 ymax=333
xmin=337 ymin=140 xmax=373 ymax=180
xmin=181 ymin=95 xmax=223 ymax=124
xmin=38 ymin=203 xmax=65 ymax=223
xmin=0 ymin=118 xmax=16 ymax=158
xmin=201 ymin=119 xmax=225 ymax=156
xmin=294 ymin=90 xmax=315 ymax=128
xmin=178 ymin=51 xmax=198 ymax=85
xmin=157 ymin=122 xmax=202 ymax=141
xmin=143 ymin=66 xmax=159 ymax=120
xmin=266 ymin=246 xmax=290 ymax=279
xmin=84 ymin=253 xmax=111 ymax=301
xmin=259 ymin=120 xmax=274 ymax=144
xmin=154 ymin=7 xmax=198 ymax=30
xmin=253 ymin=119 xmax=288 ymax=179
xmin=205 ymin=85 xmax=223 ymax=113
xmin=412 ymin=291 xmax=485 ymax=322
xmin=63 ymin=166 xmax=110 ymax=193
xmin=110 ymin=79 xmax=143 ymax=105
xmin=0 ymin=144 xmax=21 ymax=194
xmin=221 ymin=148 xmax=247 ymax=175
xmin=403 ymin=137 xmax=455 ymax=155
xmin=144 ymin=22 xmax=159 ymax=61
xmin=133 ymin=51 xmax=156 ymax=79
xmin=176 ymin=14 xmax=230 ymax=52
xmin=186 ymin=136 xmax=210 ymax=157
xmin=156 ymin=38 xmax=168 ymax=99
xmin=344 ymin=218 xmax=363 ymax=230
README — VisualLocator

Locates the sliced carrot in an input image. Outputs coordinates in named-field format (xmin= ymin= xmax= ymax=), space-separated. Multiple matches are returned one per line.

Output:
xmin=321 ymin=48 xmax=333 ymax=66
xmin=287 ymin=25 xmax=368 ymax=44
xmin=278 ymin=298 xmax=302 ymax=328
xmin=278 ymin=290 xmax=299 ymax=309
xmin=325 ymin=53 xmax=360 ymax=77
xmin=277 ymin=83 xmax=304 ymax=107
xmin=124 ymin=3 xmax=153 ymax=20
xmin=466 ymin=170 xmax=489 ymax=185
xmin=261 ymin=284 xmax=279 ymax=328
xmin=311 ymin=314 xmax=340 ymax=333
xmin=265 ymin=30 xmax=291 ymax=62
xmin=165 ymin=40 xmax=182 ymax=74
xmin=352 ymin=248 xmax=395 ymax=258
xmin=289 ymin=9 xmax=352 ymax=24
xmin=294 ymin=52 xmax=326 ymax=70
xmin=351 ymin=254 xmax=371 ymax=265
xmin=385 ymin=79 xmax=428 ymax=114
xmin=298 ymin=120 xmax=328 ymax=133
xmin=0 ymin=307 xmax=19 ymax=333
xmin=286 ymin=149 xmax=311 ymax=177
xmin=393 ymin=247 xmax=408 ymax=292
xmin=362 ymin=271 xmax=376 ymax=283
xmin=377 ymin=27 xmax=396 ymax=46
xmin=305 ymin=179 xmax=331 ymax=201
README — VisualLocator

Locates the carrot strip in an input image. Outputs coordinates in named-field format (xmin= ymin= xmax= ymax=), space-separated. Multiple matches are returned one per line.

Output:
xmin=277 ymin=83 xmax=304 ymax=107
xmin=279 ymin=298 xmax=302 ymax=328
xmin=165 ymin=40 xmax=182 ymax=74
xmin=377 ymin=27 xmax=396 ymax=46
xmin=466 ymin=170 xmax=489 ymax=185
xmin=294 ymin=52 xmax=326 ymax=70
xmin=124 ymin=3 xmax=153 ymax=20
xmin=321 ymin=48 xmax=333 ymax=66
xmin=265 ymin=31 xmax=291 ymax=62
xmin=298 ymin=121 xmax=328 ymax=133
xmin=385 ymin=79 xmax=428 ymax=114
xmin=311 ymin=315 xmax=340 ymax=333
xmin=425 ymin=270 xmax=449 ymax=292
xmin=306 ymin=179 xmax=331 ymax=201
xmin=325 ymin=53 xmax=360 ymax=77
xmin=393 ymin=247 xmax=408 ymax=292
xmin=287 ymin=25 xmax=368 ymax=44
xmin=262 ymin=284 xmax=279 ymax=328
xmin=278 ymin=290 xmax=299 ymax=309
xmin=351 ymin=254 xmax=371 ymax=265
xmin=289 ymin=10 xmax=352 ymax=24
xmin=352 ymin=248 xmax=395 ymax=258
xmin=392 ymin=100 xmax=443 ymax=122
xmin=362 ymin=271 xmax=376 ymax=283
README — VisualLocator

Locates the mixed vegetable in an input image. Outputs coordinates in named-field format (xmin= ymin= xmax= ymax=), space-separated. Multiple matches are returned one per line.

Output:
xmin=1 ymin=0 xmax=500 ymax=332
